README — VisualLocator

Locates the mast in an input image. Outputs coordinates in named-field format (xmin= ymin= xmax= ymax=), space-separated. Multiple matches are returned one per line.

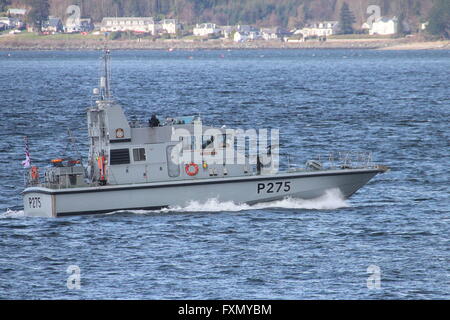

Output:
xmin=100 ymin=48 xmax=112 ymax=100
xmin=89 ymin=48 xmax=112 ymax=183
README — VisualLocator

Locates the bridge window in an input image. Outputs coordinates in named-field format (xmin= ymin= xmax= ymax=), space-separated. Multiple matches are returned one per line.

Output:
xmin=133 ymin=148 xmax=146 ymax=162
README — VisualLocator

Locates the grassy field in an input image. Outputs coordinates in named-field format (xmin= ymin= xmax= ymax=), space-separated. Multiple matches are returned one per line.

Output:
xmin=0 ymin=31 xmax=397 ymax=42
xmin=0 ymin=31 xmax=446 ymax=50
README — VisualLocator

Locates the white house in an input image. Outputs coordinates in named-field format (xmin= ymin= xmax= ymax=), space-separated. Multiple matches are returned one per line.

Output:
xmin=369 ymin=17 xmax=398 ymax=35
xmin=160 ymin=19 xmax=179 ymax=34
xmin=0 ymin=17 xmax=13 ymax=27
xmin=295 ymin=21 xmax=339 ymax=37
xmin=261 ymin=27 xmax=280 ymax=40
xmin=233 ymin=31 xmax=248 ymax=42
xmin=65 ymin=20 xmax=80 ymax=33
xmin=233 ymin=30 xmax=262 ymax=42
xmin=248 ymin=31 xmax=262 ymax=40
xmin=101 ymin=17 xmax=157 ymax=34
xmin=42 ymin=17 xmax=64 ymax=33
xmin=361 ymin=22 xmax=371 ymax=31
xmin=7 ymin=8 xmax=27 ymax=16
xmin=220 ymin=25 xmax=236 ymax=39
xmin=232 ymin=25 xmax=262 ymax=42
xmin=66 ymin=18 xmax=94 ymax=33
xmin=193 ymin=23 xmax=220 ymax=36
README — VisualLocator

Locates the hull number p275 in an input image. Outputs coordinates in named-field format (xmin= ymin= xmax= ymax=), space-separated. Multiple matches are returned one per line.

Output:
xmin=257 ymin=181 xmax=291 ymax=194
xmin=28 ymin=197 xmax=42 ymax=209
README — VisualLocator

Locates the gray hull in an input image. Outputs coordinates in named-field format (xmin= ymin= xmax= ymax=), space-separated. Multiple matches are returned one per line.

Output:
xmin=23 ymin=168 xmax=382 ymax=217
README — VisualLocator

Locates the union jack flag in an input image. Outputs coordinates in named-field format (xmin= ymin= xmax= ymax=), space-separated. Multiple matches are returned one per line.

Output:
xmin=22 ymin=137 xmax=31 ymax=168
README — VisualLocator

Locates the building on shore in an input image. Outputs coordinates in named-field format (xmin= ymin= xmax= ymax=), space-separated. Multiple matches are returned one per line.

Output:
xmin=101 ymin=17 xmax=157 ymax=34
xmin=0 ymin=16 xmax=22 ymax=29
xmin=234 ymin=31 xmax=262 ymax=42
xmin=261 ymin=27 xmax=288 ymax=40
xmin=100 ymin=17 xmax=178 ymax=35
xmin=42 ymin=17 xmax=64 ymax=33
xmin=0 ymin=17 xmax=12 ymax=27
xmin=232 ymin=25 xmax=262 ymax=42
xmin=361 ymin=22 xmax=371 ymax=33
xmin=369 ymin=17 xmax=398 ymax=35
xmin=160 ymin=19 xmax=179 ymax=34
xmin=65 ymin=18 xmax=94 ymax=33
xmin=193 ymin=23 xmax=221 ymax=36
xmin=220 ymin=25 xmax=237 ymax=39
xmin=7 ymin=8 xmax=27 ymax=16
xmin=261 ymin=27 xmax=278 ymax=40
xmin=236 ymin=25 xmax=255 ymax=33
xmin=294 ymin=21 xmax=339 ymax=38
xmin=233 ymin=31 xmax=248 ymax=42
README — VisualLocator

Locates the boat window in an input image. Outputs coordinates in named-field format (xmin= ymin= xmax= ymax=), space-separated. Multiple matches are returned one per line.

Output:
xmin=202 ymin=135 xmax=214 ymax=149
xmin=180 ymin=136 xmax=190 ymax=151
xmin=181 ymin=136 xmax=195 ymax=151
xmin=110 ymin=149 xmax=130 ymax=165
xmin=133 ymin=148 xmax=146 ymax=162
xmin=190 ymin=136 xmax=196 ymax=150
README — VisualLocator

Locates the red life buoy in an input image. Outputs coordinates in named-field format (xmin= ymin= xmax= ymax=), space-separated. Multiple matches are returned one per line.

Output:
xmin=185 ymin=163 xmax=199 ymax=176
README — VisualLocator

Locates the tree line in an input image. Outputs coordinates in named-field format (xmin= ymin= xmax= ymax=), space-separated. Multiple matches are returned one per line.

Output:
xmin=0 ymin=0 xmax=11 ymax=12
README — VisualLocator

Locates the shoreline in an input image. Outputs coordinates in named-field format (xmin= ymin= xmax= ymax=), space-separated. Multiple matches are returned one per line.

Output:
xmin=0 ymin=36 xmax=449 ymax=51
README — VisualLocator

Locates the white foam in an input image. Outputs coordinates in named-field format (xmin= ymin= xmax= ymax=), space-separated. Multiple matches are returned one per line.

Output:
xmin=0 ymin=209 xmax=26 ymax=219
xmin=123 ymin=188 xmax=349 ymax=215
xmin=253 ymin=189 xmax=350 ymax=210
xmin=172 ymin=198 xmax=253 ymax=212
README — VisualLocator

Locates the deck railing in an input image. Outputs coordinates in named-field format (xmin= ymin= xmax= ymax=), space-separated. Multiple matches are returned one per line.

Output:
xmin=285 ymin=151 xmax=376 ymax=172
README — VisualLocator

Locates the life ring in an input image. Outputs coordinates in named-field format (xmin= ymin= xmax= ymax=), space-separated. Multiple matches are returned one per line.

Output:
xmin=31 ymin=166 xmax=39 ymax=180
xmin=185 ymin=163 xmax=199 ymax=176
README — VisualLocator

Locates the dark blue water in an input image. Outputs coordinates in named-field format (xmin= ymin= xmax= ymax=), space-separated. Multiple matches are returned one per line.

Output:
xmin=0 ymin=49 xmax=449 ymax=299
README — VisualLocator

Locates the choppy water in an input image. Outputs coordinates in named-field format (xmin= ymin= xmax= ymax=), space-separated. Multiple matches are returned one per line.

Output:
xmin=0 ymin=49 xmax=449 ymax=299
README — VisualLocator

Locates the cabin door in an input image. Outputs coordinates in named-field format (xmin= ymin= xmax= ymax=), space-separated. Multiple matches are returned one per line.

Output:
xmin=166 ymin=146 xmax=180 ymax=177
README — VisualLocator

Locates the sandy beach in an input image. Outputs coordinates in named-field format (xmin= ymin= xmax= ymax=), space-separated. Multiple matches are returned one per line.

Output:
xmin=376 ymin=40 xmax=450 ymax=50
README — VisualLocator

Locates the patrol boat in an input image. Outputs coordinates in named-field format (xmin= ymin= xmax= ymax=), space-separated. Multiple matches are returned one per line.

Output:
xmin=23 ymin=50 xmax=388 ymax=217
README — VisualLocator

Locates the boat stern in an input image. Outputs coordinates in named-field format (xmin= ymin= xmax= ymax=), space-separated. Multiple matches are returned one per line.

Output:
xmin=23 ymin=189 xmax=55 ymax=218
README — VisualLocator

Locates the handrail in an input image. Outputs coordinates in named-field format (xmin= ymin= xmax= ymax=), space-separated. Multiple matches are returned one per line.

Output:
xmin=283 ymin=151 xmax=378 ymax=172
